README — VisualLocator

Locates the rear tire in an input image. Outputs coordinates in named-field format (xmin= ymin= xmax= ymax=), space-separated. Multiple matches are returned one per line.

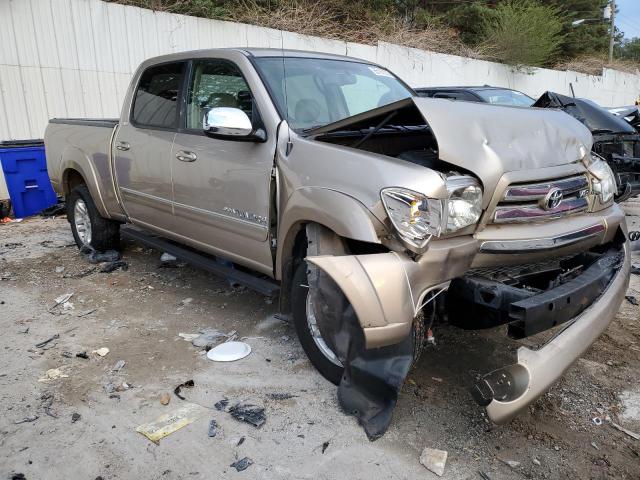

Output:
xmin=67 ymin=184 xmax=120 ymax=251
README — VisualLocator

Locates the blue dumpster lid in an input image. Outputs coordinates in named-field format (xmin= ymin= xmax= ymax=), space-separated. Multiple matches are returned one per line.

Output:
xmin=0 ymin=139 xmax=44 ymax=148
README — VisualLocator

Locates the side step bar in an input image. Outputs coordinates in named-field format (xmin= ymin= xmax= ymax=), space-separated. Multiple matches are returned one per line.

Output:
xmin=121 ymin=226 xmax=280 ymax=298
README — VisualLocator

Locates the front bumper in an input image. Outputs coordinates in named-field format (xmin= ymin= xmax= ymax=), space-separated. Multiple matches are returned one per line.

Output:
xmin=477 ymin=240 xmax=630 ymax=423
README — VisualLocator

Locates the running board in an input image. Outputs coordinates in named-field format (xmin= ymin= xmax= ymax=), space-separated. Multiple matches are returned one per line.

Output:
xmin=121 ymin=226 xmax=280 ymax=298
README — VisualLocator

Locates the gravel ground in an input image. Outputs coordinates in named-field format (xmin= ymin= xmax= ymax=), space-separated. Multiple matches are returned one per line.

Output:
xmin=1 ymin=215 xmax=639 ymax=480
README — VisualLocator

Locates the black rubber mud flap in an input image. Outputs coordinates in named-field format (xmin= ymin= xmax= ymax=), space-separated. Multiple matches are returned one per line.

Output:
xmin=306 ymin=224 xmax=414 ymax=441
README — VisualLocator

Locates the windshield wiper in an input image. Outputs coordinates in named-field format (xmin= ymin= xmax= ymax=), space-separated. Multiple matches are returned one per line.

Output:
xmin=352 ymin=111 xmax=397 ymax=149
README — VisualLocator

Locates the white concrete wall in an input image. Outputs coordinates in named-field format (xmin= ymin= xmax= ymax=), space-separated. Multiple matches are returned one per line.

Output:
xmin=1 ymin=0 xmax=640 ymax=140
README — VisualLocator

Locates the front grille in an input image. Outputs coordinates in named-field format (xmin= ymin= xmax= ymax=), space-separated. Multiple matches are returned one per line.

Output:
xmin=493 ymin=175 xmax=590 ymax=224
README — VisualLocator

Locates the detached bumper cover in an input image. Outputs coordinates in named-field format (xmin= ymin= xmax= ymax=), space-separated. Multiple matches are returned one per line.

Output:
xmin=478 ymin=241 xmax=630 ymax=424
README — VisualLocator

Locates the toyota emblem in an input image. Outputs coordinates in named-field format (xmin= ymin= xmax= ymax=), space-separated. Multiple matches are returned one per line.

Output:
xmin=540 ymin=187 xmax=563 ymax=210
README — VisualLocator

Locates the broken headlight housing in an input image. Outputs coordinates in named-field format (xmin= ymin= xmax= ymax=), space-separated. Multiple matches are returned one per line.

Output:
xmin=381 ymin=176 xmax=482 ymax=252
xmin=381 ymin=188 xmax=444 ymax=251
xmin=444 ymin=176 xmax=483 ymax=233
xmin=587 ymin=156 xmax=616 ymax=204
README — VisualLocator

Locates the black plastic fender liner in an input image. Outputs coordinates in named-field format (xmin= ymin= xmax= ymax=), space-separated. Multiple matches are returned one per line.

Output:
xmin=306 ymin=224 xmax=415 ymax=441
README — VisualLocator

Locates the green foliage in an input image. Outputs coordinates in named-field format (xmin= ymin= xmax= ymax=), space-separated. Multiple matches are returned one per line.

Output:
xmin=617 ymin=37 xmax=640 ymax=62
xmin=478 ymin=0 xmax=565 ymax=67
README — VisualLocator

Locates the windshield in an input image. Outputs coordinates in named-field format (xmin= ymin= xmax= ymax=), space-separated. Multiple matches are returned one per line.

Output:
xmin=253 ymin=57 xmax=414 ymax=130
xmin=474 ymin=88 xmax=534 ymax=107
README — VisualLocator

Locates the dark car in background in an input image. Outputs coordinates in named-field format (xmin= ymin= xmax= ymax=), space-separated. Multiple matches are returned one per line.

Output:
xmin=416 ymin=86 xmax=640 ymax=201
xmin=416 ymin=85 xmax=535 ymax=107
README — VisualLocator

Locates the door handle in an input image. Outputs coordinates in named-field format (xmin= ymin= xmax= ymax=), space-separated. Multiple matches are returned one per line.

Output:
xmin=115 ymin=141 xmax=130 ymax=151
xmin=175 ymin=150 xmax=197 ymax=162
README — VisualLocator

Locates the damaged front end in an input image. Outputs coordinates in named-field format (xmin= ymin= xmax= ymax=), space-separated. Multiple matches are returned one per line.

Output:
xmin=294 ymin=95 xmax=629 ymax=439
xmin=534 ymin=92 xmax=640 ymax=201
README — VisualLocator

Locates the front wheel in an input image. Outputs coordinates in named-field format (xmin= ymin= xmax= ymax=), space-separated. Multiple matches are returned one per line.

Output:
xmin=67 ymin=184 xmax=120 ymax=251
xmin=291 ymin=261 xmax=344 ymax=385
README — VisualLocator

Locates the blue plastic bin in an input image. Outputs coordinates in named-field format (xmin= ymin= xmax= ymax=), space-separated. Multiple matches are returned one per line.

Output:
xmin=0 ymin=140 xmax=58 ymax=218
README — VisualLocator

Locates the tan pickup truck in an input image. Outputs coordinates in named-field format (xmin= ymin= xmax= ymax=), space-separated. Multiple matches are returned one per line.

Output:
xmin=45 ymin=48 xmax=630 ymax=439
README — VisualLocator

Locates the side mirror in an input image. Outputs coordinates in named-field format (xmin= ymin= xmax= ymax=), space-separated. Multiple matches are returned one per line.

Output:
xmin=203 ymin=107 xmax=266 ymax=142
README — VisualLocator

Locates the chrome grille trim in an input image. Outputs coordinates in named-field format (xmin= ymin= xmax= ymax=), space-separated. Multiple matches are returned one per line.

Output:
xmin=493 ymin=174 xmax=590 ymax=224
xmin=494 ymin=197 xmax=589 ymax=223
xmin=479 ymin=224 xmax=605 ymax=253
xmin=502 ymin=175 xmax=589 ymax=203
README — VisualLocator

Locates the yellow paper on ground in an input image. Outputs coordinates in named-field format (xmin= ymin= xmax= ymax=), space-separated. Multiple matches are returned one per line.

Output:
xmin=135 ymin=402 xmax=208 ymax=443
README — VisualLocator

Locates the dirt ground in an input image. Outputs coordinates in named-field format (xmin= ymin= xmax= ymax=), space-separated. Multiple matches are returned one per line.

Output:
xmin=1 ymin=215 xmax=639 ymax=480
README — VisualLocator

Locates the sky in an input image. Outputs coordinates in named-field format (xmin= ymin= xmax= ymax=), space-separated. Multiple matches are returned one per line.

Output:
xmin=617 ymin=0 xmax=640 ymax=39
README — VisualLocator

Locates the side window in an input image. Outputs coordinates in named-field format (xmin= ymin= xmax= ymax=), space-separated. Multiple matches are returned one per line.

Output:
xmin=132 ymin=62 xmax=185 ymax=129
xmin=186 ymin=60 xmax=254 ymax=130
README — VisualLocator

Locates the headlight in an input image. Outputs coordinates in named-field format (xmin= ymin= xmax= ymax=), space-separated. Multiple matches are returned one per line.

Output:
xmin=381 ymin=176 xmax=483 ymax=252
xmin=380 ymin=188 xmax=443 ymax=250
xmin=588 ymin=157 xmax=616 ymax=204
xmin=445 ymin=176 xmax=483 ymax=233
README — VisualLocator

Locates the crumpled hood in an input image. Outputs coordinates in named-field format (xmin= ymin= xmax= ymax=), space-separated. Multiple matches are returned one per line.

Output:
xmin=413 ymin=97 xmax=593 ymax=195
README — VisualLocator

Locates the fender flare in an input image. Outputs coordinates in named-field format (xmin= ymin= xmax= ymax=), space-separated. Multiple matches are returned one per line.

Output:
xmin=60 ymin=146 xmax=110 ymax=218
xmin=275 ymin=187 xmax=387 ymax=280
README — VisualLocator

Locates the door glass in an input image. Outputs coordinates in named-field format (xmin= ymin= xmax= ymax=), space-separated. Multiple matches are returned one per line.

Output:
xmin=132 ymin=62 xmax=184 ymax=128
xmin=186 ymin=60 xmax=254 ymax=130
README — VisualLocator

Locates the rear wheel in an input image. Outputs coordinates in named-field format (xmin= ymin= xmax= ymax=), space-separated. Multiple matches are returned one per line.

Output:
xmin=67 ymin=184 xmax=120 ymax=251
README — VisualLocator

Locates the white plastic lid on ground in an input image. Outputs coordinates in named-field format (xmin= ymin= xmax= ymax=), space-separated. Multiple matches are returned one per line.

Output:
xmin=206 ymin=341 xmax=251 ymax=362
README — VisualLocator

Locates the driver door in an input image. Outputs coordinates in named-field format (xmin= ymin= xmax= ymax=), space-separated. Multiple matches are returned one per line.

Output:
xmin=171 ymin=58 xmax=276 ymax=273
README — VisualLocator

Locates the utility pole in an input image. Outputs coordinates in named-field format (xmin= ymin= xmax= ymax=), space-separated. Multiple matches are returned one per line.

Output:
xmin=608 ymin=0 xmax=616 ymax=62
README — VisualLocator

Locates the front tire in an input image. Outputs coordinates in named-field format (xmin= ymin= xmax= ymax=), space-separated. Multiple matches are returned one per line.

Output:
xmin=67 ymin=185 xmax=120 ymax=251
xmin=291 ymin=261 xmax=344 ymax=385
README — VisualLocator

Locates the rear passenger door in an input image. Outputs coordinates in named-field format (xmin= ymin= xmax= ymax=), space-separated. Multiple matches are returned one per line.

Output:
xmin=113 ymin=61 xmax=185 ymax=234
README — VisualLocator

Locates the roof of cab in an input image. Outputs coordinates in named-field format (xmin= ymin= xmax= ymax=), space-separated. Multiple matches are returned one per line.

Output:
xmin=137 ymin=48 xmax=376 ymax=69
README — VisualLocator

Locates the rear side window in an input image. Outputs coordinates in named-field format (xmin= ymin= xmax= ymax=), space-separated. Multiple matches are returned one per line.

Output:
xmin=132 ymin=62 xmax=185 ymax=128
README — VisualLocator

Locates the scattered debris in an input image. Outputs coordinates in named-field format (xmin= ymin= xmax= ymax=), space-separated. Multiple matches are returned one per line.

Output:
xmin=237 ymin=436 xmax=245 ymax=446
xmin=214 ymin=398 xmax=229 ymax=411
xmin=80 ymin=245 xmax=121 ymax=264
xmin=71 ymin=413 xmax=81 ymax=423
xmin=99 ymin=260 xmax=128 ymax=273
xmin=55 ymin=266 xmax=65 ymax=273
xmin=191 ymin=328 xmax=230 ymax=349
xmin=38 ymin=368 xmax=68 ymax=382
xmin=208 ymin=419 xmax=218 ymax=437
xmin=610 ymin=420 xmax=640 ymax=440
xmin=173 ymin=379 xmax=195 ymax=400
xmin=267 ymin=393 xmax=295 ymax=400
xmin=591 ymin=442 xmax=599 ymax=450
xmin=532 ymin=458 xmax=541 ymax=465
xmin=419 ymin=447 xmax=448 ymax=477
xmin=76 ymin=308 xmax=96 ymax=317
xmin=230 ymin=457 xmax=253 ymax=472
xmin=135 ymin=402 xmax=208 ymax=444
xmin=92 ymin=347 xmax=109 ymax=357
xmin=112 ymin=360 xmax=126 ymax=372
xmin=228 ymin=403 xmax=266 ymax=428
xmin=49 ymin=293 xmax=73 ymax=312
xmin=478 ymin=471 xmax=492 ymax=480
xmin=17 ymin=327 xmax=29 ymax=334
xmin=206 ymin=341 xmax=251 ymax=362
xmin=626 ymin=295 xmax=639 ymax=306
xmin=178 ymin=333 xmax=200 ymax=342
xmin=160 ymin=252 xmax=177 ymax=263
xmin=322 ymin=441 xmax=330 ymax=454
xmin=35 ymin=334 xmax=59 ymax=349
xmin=502 ymin=459 xmax=521 ymax=468
xmin=62 ymin=351 xmax=73 ymax=358
xmin=105 ymin=382 xmax=130 ymax=393
xmin=14 ymin=415 xmax=38 ymax=424
xmin=76 ymin=351 xmax=89 ymax=359
xmin=593 ymin=417 xmax=603 ymax=426
xmin=160 ymin=393 xmax=171 ymax=405
xmin=40 ymin=392 xmax=57 ymax=418
xmin=179 ymin=297 xmax=193 ymax=306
